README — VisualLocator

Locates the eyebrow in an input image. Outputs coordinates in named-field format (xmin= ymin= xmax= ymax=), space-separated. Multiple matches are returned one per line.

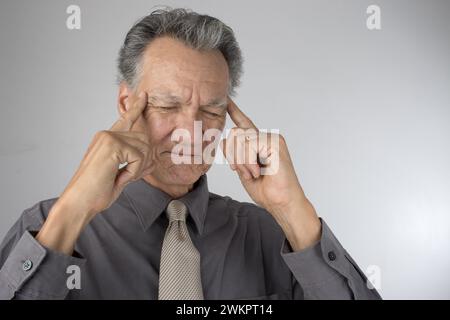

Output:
xmin=201 ymin=98 xmax=227 ymax=109
xmin=147 ymin=93 xmax=227 ymax=108
xmin=147 ymin=94 xmax=183 ymax=105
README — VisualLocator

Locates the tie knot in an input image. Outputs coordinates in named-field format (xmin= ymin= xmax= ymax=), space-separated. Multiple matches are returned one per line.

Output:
xmin=165 ymin=199 xmax=187 ymax=222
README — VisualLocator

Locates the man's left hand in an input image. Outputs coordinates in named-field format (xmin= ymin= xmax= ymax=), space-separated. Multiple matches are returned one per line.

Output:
xmin=220 ymin=98 xmax=322 ymax=251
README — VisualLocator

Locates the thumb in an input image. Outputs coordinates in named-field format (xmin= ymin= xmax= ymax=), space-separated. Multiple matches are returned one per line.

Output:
xmin=114 ymin=166 xmax=135 ymax=189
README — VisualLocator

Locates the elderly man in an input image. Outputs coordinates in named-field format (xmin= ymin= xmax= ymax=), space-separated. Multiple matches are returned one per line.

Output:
xmin=0 ymin=8 xmax=380 ymax=300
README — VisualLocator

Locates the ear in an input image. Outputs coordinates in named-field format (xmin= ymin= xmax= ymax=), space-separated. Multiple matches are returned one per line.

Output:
xmin=117 ymin=82 xmax=132 ymax=116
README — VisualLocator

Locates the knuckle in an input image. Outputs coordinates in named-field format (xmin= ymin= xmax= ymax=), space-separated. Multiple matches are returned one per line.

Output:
xmin=244 ymin=127 xmax=257 ymax=134
xmin=104 ymin=131 xmax=119 ymax=145
xmin=135 ymin=132 xmax=150 ymax=143
xmin=229 ymin=127 xmax=240 ymax=135
xmin=95 ymin=130 xmax=107 ymax=139
xmin=96 ymin=130 xmax=116 ymax=146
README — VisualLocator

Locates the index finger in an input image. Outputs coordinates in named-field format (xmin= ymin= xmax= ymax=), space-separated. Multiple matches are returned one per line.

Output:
xmin=110 ymin=91 xmax=147 ymax=132
xmin=227 ymin=97 xmax=257 ymax=129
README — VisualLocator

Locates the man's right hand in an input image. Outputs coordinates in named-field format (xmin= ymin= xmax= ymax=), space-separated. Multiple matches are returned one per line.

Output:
xmin=36 ymin=91 xmax=154 ymax=255
xmin=59 ymin=91 xmax=154 ymax=218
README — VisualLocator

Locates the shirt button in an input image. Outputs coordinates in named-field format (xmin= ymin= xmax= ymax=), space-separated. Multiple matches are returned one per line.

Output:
xmin=22 ymin=259 xmax=33 ymax=271
xmin=328 ymin=251 xmax=337 ymax=261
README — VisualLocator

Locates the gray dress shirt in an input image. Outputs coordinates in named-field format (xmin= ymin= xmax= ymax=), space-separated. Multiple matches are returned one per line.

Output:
xmin=0 ymin=174 xmax=381 ymax=300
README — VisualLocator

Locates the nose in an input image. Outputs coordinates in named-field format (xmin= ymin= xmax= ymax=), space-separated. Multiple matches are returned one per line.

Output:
xmin=172 ymin=108 xmax=204 ymax=152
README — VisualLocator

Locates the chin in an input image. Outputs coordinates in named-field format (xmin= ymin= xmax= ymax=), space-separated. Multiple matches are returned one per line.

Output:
xmin=161 ymin=164 xmax=210 ymax=185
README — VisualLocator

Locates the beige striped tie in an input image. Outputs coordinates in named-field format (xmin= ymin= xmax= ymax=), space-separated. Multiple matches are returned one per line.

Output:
xmin=158 ymin=199 xmax=204 ymax=300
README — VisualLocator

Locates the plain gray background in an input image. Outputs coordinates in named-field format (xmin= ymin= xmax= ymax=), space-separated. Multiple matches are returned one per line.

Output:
xmin=1 ymin=0 xmax=449 ymax=299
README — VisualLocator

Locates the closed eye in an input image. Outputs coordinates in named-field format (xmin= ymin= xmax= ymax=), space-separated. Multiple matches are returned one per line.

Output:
xmin=149 ymin=105 xmax=179 ymax=111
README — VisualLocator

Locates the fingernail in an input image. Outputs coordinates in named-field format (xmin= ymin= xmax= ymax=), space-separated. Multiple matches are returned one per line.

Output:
xmin=138 ymin=91 xmax=144 ymax=98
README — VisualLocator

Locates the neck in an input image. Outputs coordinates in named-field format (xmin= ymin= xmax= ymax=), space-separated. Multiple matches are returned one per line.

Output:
xmin=143 ymin=174 xmax=195 ymax=198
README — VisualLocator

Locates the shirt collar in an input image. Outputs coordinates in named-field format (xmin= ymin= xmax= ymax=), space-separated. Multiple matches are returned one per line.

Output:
xmin=123 ymin=174 xmax=209 ymax=235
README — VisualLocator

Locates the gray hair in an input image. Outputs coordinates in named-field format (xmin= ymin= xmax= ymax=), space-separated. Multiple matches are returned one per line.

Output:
xmin=117 ymin=7 xmax=243 ymax=96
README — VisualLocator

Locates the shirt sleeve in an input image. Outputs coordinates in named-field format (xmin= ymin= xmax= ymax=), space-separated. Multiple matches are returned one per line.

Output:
xmin=0 ymin=201 xmax=86 ymax=300
xmin=280 ymin=218 xmax=382 ymax=300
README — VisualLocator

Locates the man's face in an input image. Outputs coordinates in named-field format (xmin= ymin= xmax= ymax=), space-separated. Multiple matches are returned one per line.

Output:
xmin=118 ymin=36 xmax=229 ymax=186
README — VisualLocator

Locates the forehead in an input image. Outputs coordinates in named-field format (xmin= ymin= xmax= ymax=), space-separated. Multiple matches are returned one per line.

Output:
xmin=139 ymin=36 xmax=229 ymax=99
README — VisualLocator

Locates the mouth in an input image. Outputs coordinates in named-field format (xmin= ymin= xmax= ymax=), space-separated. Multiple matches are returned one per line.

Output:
xmin=161 ymin=151 xmax=202 ymax=158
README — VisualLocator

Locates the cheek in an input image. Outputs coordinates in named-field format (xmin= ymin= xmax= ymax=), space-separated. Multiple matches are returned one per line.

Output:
xmin=144 ymin=115 xmax=173 ymax=144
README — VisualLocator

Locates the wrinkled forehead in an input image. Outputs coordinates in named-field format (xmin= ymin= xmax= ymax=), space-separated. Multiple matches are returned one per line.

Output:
xmin=138 ymin=37 xmax=230 ymax=98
